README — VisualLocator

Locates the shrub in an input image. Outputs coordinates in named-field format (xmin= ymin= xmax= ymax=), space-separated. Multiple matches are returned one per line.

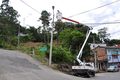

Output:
xmin=52 ymin=46 xmax=75 ymax=64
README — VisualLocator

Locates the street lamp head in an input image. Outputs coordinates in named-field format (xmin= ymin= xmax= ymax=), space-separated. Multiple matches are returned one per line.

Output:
xmin=52 ymin=6 xmax=55 ymax=10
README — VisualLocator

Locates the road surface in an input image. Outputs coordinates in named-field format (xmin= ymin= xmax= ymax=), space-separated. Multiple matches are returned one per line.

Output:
xmin=90 ymin=72 xmax=120 ymax=80
xmin=0 ymin=49 xmax=120 ymax=80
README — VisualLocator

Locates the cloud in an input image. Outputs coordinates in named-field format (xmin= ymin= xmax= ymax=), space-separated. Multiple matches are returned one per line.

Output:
xmin=86 ymin=0 xmax=120 ymax=39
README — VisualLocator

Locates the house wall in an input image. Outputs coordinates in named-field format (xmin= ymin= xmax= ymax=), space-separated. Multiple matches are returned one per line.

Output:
xmin=93 ymin=47 xmax=120 ymax=70
xmin=95 ymin=47 xmax=107 ymax=61
xmin=106 ymin=48 xmax=120 ymax=63
xmin=94 ymin=47 xmax=107 ymax=71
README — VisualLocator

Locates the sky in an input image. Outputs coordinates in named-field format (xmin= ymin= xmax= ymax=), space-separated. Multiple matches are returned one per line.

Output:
xmin=1 ymin=0 xmax=120 ymax=39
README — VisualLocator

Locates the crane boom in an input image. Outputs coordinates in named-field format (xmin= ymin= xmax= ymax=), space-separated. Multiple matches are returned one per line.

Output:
xmin=77 ymin=29 xmax=91 ymax=65
xmin=56 ymin=11 xmax=95 ymax=77
xmin=61 ymin=17 xmax=92 ymax=65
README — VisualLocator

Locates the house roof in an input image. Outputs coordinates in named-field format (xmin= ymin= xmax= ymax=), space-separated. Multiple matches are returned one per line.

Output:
xmin=94 ymin=46 xmax=120 ymax=50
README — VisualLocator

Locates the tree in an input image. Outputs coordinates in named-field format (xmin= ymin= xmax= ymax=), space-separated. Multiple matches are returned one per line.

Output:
xmin=39 ymin=10 xmax=50 ymax=44
xmin=52 ymin=46 xmax=74 ymax=64
xmin=0 ymin=0 xmax=20 ymax=46
xmin=98 ymin=27 xmax=110 ymax=43
xmin=89 ymin=33 xmax=101 ymax=43
xmin=106 ymin=39 xmax=120 ymax=46
xmin=0 ymin=0 xmax=19 ymax=23
xmin=26 ymin=26 xmax=42 ymax=42
xmin=59 ymin=24 xmax=101 ymax=61
xmin=59 ymin=28 xmax=84 ymax=54
xmin=54 ymin=21 xmax=65 ymax=44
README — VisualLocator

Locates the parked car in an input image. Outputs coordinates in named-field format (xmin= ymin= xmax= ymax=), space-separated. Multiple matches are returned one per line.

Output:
xmin=107 ymin=65 xmax=119 ymax=72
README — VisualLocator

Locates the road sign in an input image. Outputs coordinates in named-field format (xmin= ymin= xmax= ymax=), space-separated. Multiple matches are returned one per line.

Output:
xmin=39 ymin=46 xmax=47 ymax=52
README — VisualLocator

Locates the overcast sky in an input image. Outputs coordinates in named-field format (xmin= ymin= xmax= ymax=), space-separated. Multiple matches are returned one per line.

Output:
xmin=1 ymin=0 xmax=120 ymax=39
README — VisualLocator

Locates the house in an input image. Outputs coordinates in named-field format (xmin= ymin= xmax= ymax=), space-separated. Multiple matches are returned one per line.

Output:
xmin=90 ymin=43 xmax=106 ymax=50
xmin=92 ymin=46 xmax=107 ymax=71
xmin=90 ymin=43 xmax=107 ymax=71
xmin=92 ymin=46 xmax=120 ymax=71
xmin=106 ymin=47 xmax=120 ymax=68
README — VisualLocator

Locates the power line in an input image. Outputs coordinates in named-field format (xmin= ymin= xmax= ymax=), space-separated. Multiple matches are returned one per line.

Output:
xmin=87 ymin=21 xmax=120 ymax=29
xmin=19 ymin=0 xmax=41 ymax=14
xmin=68 ymin=0 xmax=120 ymax=18
xmin=17 ymin=0 xmax=120 ymax=27
xmin=110 ymin=30 xmax=120 ymax=35
xmin=84 ymin=21 xmax=120 ymax=25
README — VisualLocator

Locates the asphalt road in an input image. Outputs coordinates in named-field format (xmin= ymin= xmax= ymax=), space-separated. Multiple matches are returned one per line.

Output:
xmin=0 ymin=49 xmax=120 ymax=80
xmin=89 ymin=72 xmax=120 ymax=80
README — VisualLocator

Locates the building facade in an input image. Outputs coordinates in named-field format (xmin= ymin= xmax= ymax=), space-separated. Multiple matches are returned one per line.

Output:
xmin=93 ymin=46 xmax=120 ymax=71
xmin=106 ymin=47 xmax=120 ymax=67
xmin=93 ymin=46 xmax=107 ymax=71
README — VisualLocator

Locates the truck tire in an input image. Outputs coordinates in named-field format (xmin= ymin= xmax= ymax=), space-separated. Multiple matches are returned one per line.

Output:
xmin=86 ymin=71 xmax=95 ymax=78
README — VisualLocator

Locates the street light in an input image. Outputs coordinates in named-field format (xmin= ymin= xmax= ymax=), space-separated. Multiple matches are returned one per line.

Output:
xmin=49 ymin=6 xmax=55 ymax=66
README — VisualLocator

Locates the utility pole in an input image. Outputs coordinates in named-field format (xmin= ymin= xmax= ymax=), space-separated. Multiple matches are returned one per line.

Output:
xmin=93 ymin=36 xmax=97 ymax=70
xmin=49 ymin=6 xmax=55 ymax=66
xmin=17 ymin=25 xmax=20 ymax=48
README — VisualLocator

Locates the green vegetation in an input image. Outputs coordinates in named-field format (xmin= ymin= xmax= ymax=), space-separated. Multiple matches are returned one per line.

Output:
xmin=52 ymin=46 xmax=75 ymax=64
xmin=0 ymin=0 xmax=120 ymax=69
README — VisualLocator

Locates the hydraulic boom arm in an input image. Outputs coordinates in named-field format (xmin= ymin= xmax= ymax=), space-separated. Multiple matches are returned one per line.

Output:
xmin=77 ymin=29 xmax=91 ymax=65
xmin=56 ymin=11 xmax=92 ymax=65
xmin=62 ymin=17 xmax=92 ymax=65
xmin=56 ymin=10 xmax=95 ymax=77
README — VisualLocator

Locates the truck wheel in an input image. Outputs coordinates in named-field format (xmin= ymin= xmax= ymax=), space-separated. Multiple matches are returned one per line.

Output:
xmin=73 ymin=72 xmax=79 ymax=76
xmin=86 ymin=71 xmax=95 ymax=77
xmin=91 ymin=72 xmax=95 ymax=77
xmin=86 ymin=71 xmax=91 ymax=78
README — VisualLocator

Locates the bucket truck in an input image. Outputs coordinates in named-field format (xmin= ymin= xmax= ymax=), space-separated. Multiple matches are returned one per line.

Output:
xmin=56 ymin=11 xmax=95 ymax=77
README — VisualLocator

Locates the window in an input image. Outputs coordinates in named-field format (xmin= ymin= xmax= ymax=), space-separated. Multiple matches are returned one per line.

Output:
xmin=112 ymin=55 xmax=118 ymax=59
xmin=108 ymin=56 xmax=111 ymax=61
xmin=111 ymin=50 xmax=118 ymax=59
xmin=112 ymin=50 xmax=118 ymax=56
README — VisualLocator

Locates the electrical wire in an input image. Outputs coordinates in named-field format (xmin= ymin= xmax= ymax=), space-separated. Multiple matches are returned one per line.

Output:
xmin=19 ymin=0 xmax=120 ymax=20
xmin=19 ymin=0 xmax=41 ymax=14
xmin=110 ymin=30 xmax=120 ymax=35
xmin=84 ymin=21 xmax=120 ymax=25
xmin=18 ymin=0 xmax=120 ymax=38
xmin=68 ymin=0 xmax=120 ymax=18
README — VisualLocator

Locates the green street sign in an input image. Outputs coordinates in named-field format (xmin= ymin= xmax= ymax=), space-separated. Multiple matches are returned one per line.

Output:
xmin=39 ymin=46 xmax=47 ymax=52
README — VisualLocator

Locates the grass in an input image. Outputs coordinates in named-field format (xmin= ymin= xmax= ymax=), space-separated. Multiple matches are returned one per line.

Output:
xmin=17 ymin=42 xmax=49 ymax=65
